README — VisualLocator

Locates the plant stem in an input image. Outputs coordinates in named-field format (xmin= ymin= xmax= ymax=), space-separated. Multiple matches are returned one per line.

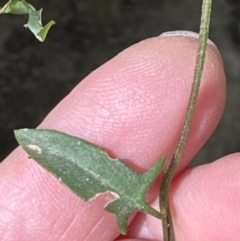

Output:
xmin=159 ymin=0 xmax=212 ymax=240
xmin=0 ymin=0 xmax=12 ymax=14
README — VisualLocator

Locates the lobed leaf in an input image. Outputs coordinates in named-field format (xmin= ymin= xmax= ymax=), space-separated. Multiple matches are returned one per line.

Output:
xmin=0 ymin=0 xmax=55 ymax=42
xmin=14 ymin=129 xmax=166 ymax=234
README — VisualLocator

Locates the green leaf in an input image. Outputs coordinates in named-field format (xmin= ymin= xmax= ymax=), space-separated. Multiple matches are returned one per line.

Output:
xmin=23 ymin=8 xmax=55 ymax=42
xmin=0 ymin=0 xmax=55 ymax=42
xmin=14 ymin=129 xmax=165 ymax=234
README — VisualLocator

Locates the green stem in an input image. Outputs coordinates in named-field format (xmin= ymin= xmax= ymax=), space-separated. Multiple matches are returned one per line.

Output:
xmin=159 ymin=0 xmax=212 ymax=240
xmin=0 ymin=0 xmax=12 ymax=14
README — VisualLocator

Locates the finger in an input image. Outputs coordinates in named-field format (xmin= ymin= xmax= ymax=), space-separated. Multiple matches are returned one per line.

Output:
xmin=125 ymin=153 xmax=240 ymax=241
xmin=0 ymin=32 xmax=225 ymax=241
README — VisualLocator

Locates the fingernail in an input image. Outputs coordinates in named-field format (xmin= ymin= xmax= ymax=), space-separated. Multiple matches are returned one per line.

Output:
xmin=160 ymin=30 xmax=217 ymax=49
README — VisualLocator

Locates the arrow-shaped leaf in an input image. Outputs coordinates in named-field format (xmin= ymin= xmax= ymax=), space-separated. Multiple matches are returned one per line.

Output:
xmin=0 ymin=0 xmax=55 ymax=42
xmin=14 ymin=129 xmax=165 ymax=234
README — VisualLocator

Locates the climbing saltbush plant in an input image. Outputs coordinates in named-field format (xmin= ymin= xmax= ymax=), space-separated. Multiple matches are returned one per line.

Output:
xmin=2 ymin=0 xmax=213 ymax=240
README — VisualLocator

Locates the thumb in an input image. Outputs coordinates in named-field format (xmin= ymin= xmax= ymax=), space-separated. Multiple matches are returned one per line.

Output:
xmin=0 ymin=32 xmax=225 ymax=241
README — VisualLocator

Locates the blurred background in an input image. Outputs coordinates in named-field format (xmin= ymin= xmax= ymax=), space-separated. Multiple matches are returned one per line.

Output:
xmin=0 ymin=0 xmax=240 ymax=165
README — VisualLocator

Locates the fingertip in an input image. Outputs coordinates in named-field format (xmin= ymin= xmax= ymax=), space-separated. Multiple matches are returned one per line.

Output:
xmin=40 ymin=33 xmax=226 ymax=170
xmin=125 ymin=154 xmax=240 ymax=241
xmin=159 ymin=31 xmax=226 ymax=169
xmin=170 ymin=153 xmax=240 ymax=240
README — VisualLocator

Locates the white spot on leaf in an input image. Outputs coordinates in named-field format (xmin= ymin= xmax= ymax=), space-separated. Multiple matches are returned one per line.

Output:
xmin=89 ymin=191 xmax=120 ymax=203
xmin=27 ymin=144 xmax=42 ymax=154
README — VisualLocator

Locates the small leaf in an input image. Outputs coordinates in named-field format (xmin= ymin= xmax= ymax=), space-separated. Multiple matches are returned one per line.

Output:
xmin=14 ymin=129 xmax=166 ymax=234
xmin=23 ymin=8 xmax=55 ymax=42
xmin=0 ymin=0 xmax=55 ymax=42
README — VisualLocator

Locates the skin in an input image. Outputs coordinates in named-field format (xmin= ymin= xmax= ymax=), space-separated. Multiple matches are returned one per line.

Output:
xmin=0 ymin=32 xmax=238 ymax=241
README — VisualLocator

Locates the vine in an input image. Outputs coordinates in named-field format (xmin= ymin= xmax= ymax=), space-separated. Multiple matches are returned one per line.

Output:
xmin=160 ymin=0 xmax=212 ymax=240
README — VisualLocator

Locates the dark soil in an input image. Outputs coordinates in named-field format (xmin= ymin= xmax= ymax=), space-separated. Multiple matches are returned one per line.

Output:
xmin=0 ymin=0 xmax=240 ymax=165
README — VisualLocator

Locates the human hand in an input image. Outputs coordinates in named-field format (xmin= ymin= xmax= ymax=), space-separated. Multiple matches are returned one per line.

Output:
xmin=1 ymin=31 xmax=236 ymax=241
